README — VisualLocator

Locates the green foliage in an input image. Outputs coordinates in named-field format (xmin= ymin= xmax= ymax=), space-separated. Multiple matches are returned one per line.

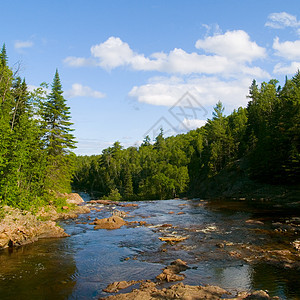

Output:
xmin=104 ymin=188 xmax=122 ymax=201
xmin=0 ymin=45 xmax=76 ymax=211
xmin=73 ymin=72 xmax=299 ymax=199
xmin=0 ymin=206 xmax=6 ymax=220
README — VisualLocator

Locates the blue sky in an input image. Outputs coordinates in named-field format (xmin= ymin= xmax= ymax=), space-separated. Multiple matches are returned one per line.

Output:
xmin=1 ymin=0 xmax=300 ymax=155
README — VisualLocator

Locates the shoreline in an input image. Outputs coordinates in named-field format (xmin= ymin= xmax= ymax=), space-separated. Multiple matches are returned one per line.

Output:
xmin=0 ymin=193 xmax=90 ymax=250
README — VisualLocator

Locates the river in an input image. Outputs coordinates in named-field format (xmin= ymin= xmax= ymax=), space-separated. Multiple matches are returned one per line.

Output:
xmin=0 ymin=196 xmax=300 ymax=299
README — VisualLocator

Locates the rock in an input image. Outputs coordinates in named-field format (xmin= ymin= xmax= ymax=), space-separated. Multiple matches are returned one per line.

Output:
xmin=100 ymin=282 xmax=230 ymax=300
xmin=216 ymin=242 xmax=225 ymax=248
xmin=160 ymin=224 xmax=173 ymax=228
xmin=0 ymin=206 xmax=69 ymax=249
xmin=155 ymin=259 xmax=189 ymax=283
xmin=66 ymin=193 xmax=85 ymax=205
xmin=92 ymin=216 xmax=126 ymax=230
xmin=156 ymin=269 xmax=185 ymax=282
xmin=292 ymin=240 xmax=300 ymax=251
xmin=245 ymin=219 xmax=264 ymax=225
xmin=244 ymin=290 xmax=270 ymax=299
xmin=88 ymin=200 xmax=112 ymax=205
xmin=112 ymin=210 xmax=128 ymax=218
xmin=158 ymin=236 xmax=187 ymax=243
xmin=169 ymin=259 xmax=189 ymax=272
xmin=103 ymin=280 xmax=141 ymax=293
xmin=119 ymin=203 xmax=138 ymax=208
xmin=271 ymin=249 xmax=291 ymax=256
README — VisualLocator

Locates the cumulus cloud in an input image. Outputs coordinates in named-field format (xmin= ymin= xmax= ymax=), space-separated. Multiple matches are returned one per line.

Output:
xmin=195 ymin=30 xmax=266 ymax=62
xmin=266 ymin=12 xmax=300 ymax=29
xmin=129 ymin=76 xmax=252 ymax=109
xmin=273 ymin=37 xmax=300 ymax=60
xmin=64 ymin=32 xmax=267 ymax=78
xmin=14 ymin=40 xmax=34 ymax=50
xmin=273 ymin=62 xmax=300 ymax=74
xmin=91 ymin=37 xmax=140 ymax=69
xmin=65 ymin=83 xmax=105 ymax=99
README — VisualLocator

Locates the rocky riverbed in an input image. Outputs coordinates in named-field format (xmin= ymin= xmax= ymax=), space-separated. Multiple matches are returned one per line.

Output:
xmin=1 ymin=197 xmax=300 ymax=299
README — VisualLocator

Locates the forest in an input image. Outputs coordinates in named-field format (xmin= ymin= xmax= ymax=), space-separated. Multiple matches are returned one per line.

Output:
xmin=0 ymin=45 xmax=76 ymax=211
xmin=0 ymin=44 xmax=299 ymax=210
xmin=72 ymin=74 xmax=300 ymax=201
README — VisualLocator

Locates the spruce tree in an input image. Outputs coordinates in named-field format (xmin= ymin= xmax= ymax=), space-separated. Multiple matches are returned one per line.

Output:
xmin=41 ymin=69 xmax=76 ymax=193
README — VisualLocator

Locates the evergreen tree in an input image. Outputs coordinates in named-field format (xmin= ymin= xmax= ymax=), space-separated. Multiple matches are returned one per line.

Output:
xmin=41 ymin=70 xmax=76 ymax=193
xmin=42 ymin=69 xmax=76 ymax=155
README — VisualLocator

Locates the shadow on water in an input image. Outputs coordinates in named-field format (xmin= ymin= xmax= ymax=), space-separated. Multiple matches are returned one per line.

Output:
xmin=252 ymin=263 xmax=300 ymax=299
xmin=0 ymin=238 xmax=76 ymax=300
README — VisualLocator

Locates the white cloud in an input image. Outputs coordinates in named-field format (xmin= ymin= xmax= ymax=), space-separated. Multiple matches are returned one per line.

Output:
xmin=129 ymin=76 xmax=252 ymax=109
xmin=273 ymin=37 xmax=300 ymax=60
xmin=91 ymin=37 xmax=135 ymax=69
xmin=14 ymin=40 xmax=34 ymax=50
xmin=195 ymin=30 xmax=266 ymax=62
xmin=65 ymin=83 xmax=105 ymax=99
xmin=273 ymin=62 xmax=300 ymax=74
xmin=64 ymin=33 xmax=267 ymax=77
xmin=265 ymin=12 xmax=300 ymax=29
xmin=63 ymin=56 xmax=96 ymax=67
xmin=181 ymin=118 xmax=207 ymax=130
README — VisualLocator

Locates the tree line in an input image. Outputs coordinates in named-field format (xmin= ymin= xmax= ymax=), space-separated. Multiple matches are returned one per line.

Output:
xmin=0 ymin=45 xmax=76 ymax=210
xmin=72 ymin=73 xmax=300 ymax=200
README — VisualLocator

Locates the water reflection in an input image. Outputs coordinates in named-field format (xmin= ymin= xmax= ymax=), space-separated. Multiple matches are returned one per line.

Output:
xmin=0 ymin=239 xmax=76 ymax=300
xmin=252 ymin=263 xmax=300 ymax=299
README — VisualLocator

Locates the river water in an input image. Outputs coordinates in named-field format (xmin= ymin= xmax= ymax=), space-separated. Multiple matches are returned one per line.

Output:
xmin=0 ymin=196 xmax=300 ymax=299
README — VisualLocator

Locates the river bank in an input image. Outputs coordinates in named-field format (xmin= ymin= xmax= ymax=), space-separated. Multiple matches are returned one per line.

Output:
xmin=0 ymin=193 xmax=90 ymax=249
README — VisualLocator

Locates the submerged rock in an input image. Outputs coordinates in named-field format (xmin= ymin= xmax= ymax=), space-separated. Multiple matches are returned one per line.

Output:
xmin=103 ymin=280 xmax=141 ymax=293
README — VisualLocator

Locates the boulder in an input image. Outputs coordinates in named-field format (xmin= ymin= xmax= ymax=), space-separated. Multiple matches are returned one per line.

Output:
xmin=156 ymin=259 xmax=189 ymax=283
xmin=92 ymin=216 xmax=126 ymax=230
xmin=66 ymin=193 xmax=85 ymax=205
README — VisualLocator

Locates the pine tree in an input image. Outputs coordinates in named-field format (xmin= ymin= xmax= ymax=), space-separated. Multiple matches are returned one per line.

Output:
xmin=42 ymin=69 xmax=76 ymax=155
xmin=0 ymin=44 xmax=8 ymax=67
xmin=41 ymin=70 xmax=76 ymax=193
